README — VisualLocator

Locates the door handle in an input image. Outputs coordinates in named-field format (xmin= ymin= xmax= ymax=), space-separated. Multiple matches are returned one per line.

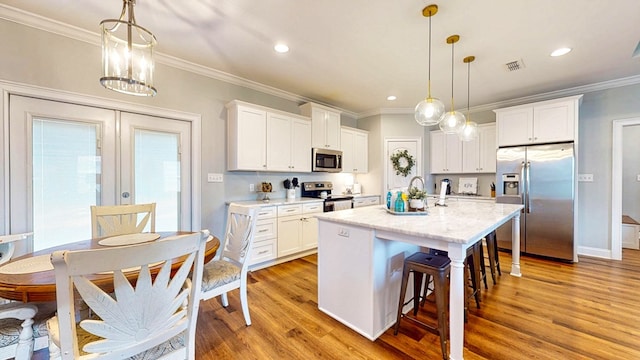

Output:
xmin=121 ymin=192 xmax=130 ymax=198
xmin=520 ymin=162 xmax=526 ymax=213
xmin=526 ymin=161 xmax=531 ymax=214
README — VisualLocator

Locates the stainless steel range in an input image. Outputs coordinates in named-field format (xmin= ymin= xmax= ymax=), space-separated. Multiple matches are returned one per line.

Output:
xmin=301 ymin=182 xmax=353 ymax=212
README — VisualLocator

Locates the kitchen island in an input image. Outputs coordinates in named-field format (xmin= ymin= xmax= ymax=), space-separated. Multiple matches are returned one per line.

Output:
xmin=315 ymin=202 xmax=523 ymax=360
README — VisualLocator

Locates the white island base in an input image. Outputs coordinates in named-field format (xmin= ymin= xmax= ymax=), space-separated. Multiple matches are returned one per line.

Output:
xmin=316 ymin=203 xmax=523 ymax=360
xmin=318 ymin=222 xmax=420 ymax=340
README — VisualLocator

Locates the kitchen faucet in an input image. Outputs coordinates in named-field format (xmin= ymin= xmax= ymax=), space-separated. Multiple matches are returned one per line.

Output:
xmin=408 ymin=176 xmax=425 ymax=192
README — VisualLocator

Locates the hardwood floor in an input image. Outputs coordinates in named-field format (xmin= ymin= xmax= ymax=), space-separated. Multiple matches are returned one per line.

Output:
xmin=194 ymin=250 xmax=640 ymax=360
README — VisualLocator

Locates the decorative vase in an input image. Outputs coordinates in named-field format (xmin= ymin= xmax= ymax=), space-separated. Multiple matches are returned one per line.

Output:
xmin=409 ymin=199 xmax=424 ymax=212
xmin=287 ymin=189 xmax=296 ymax=200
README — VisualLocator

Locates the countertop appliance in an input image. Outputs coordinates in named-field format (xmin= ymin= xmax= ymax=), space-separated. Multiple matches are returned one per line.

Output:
xmin=441 ymin=179 xmax=452 ymax=195
xmin=495 ymin=142 xmax=575 ymax=261
xmin=312 ymin=148 xmax=342 ymax=173
xmin=302 ymin=181 xmax=353 ymax=212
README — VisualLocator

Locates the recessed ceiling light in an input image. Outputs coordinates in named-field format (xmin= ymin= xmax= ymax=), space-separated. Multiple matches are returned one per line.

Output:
xmin=387 ymin=95 xmax=397 ymax=101
xmin=274 ymin=43 xmax=289 ymax=53
xmin=550 ymin=47 xmax=572 ymax=57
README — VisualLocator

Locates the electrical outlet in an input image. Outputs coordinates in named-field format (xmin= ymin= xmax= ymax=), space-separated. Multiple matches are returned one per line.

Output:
xmin=338 ymin=228 xmax=350 ymax=237
xmin=249 ymin=183 xmax=255 ymax=192
xmin=578 ymin=174 xmax=594 ymax=182
xmin=207 ymin=173 xmax=223 ymax=183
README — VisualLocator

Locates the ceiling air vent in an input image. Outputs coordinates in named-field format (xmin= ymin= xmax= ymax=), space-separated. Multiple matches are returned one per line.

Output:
xmin=504 ymin=59 xmax=525 ymax=72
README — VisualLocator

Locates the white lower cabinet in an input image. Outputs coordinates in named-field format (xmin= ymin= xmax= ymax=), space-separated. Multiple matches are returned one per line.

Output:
xmin=277 ymin=202 xmax=323 ymax=258
xmin=249 ymin=206 xmax=277 ymax=266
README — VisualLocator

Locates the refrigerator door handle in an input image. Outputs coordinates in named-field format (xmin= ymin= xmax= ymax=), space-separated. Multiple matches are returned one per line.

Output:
xmin=526 ymin=161 xmax=531 ymax=213
xmin=520 ymin=161 xmax=527 ymax=213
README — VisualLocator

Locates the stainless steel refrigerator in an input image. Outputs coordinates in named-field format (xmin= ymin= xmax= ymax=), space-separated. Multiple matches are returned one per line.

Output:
xmin=495 ymin=142 xmax=575 ymax=261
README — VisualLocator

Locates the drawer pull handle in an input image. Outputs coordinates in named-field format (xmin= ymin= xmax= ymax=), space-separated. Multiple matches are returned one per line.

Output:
xmin=258 ymin=229 xmax=269 ymax=233
xmin=258 ymin=250 xmax=269 ymax=255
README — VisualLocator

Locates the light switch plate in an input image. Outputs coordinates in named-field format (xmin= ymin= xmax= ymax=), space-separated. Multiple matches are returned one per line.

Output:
xmin=578 ymin=174 xmax=594 ymax=182
xmin=207 ymin=173 xmax=223 ymax=183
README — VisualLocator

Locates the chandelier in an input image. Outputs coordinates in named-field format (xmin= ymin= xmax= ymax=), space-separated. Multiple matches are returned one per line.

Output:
xmin=100 ymin=0 xmax=157 ymax=96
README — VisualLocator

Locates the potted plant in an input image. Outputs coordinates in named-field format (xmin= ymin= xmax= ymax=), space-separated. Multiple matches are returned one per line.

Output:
xmin=407 ymin=186 xmax=427 ymax=211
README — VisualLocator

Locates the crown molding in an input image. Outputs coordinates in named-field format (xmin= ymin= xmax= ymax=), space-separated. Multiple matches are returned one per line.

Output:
xmin=1 ymin=4 xmax=637 ymax=121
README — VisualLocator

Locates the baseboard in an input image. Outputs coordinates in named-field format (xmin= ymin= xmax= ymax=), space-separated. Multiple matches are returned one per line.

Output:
xmin=578 ymin=246 xmax=612 ymax=259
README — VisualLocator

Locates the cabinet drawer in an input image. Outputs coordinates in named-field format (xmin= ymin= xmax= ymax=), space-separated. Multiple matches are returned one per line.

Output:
xmin=255 ymin=218 xmax=277 ymax=241
xmin=278 ymin=204 xmax=303 ymax=216
xmin=353 ymin=196 xmax=380 ymax=208
xmin=250 ymin=240 xmax=276 ymax=265
xmin=303 ymin=202 xmax=324 ymax=214
xmin=257 ymin=206 xmax=277 ymax=219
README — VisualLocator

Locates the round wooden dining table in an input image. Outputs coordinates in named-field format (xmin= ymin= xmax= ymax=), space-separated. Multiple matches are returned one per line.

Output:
xmin=0 ymin=231 xmax=220 ymax=302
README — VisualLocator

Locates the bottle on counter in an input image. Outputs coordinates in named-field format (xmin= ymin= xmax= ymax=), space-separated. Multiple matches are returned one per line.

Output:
xmin=386 ymin=191 xmax=392 ymax=209
xmin=394 ymin=191 xmax=405 ymax=212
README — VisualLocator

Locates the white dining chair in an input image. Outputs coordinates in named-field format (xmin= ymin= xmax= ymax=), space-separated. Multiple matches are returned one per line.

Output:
xmin=200 ymin=204 xmax=258 ymax=326
xmin=90 ymin=203 xmax=156 ymax=238
xmin=0 ymin=233 xmax=54 ymax=360
xmin=46 ymin=231 xmax=207 ymax=359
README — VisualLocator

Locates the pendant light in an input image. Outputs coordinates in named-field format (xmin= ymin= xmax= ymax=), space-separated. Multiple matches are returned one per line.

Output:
xmin=439 ymin=35 xmax=466 ymax=134
xmin=415 ymin=5 xmax=446 ymax=126
xmin=459 ymin=56 xmax=479 ymax=141
xmin=100 ymin=0 xmax=157 ymax=96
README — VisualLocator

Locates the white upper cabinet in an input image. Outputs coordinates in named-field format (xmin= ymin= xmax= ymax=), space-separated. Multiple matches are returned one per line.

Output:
xmin=430 ymin=130 xmax=462 ymax=174
xmin=227 ymin=100 xmax=311 ymax=172
xmin=341 ymin=127 xmax=368 ymax=173
xmin=300 ymin=102 xmax=341 ymax=149
xmin=462 ymin=123 xmax=497 ymax=173
xmin=267 ymin=113 xmax=312 ymax=172
xmin=495 ymin=95 xmax=583 ymax=147
xmin=227 ymin=101 xmax=267 ymax=171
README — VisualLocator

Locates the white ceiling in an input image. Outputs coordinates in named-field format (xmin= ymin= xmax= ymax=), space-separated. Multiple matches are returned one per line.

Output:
xmin=1 ymin=0 xmax=639 ymax=116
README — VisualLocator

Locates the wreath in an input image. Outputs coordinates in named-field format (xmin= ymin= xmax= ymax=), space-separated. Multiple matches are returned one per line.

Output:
xmin=390 ymin=149 xmax=415 ymax=177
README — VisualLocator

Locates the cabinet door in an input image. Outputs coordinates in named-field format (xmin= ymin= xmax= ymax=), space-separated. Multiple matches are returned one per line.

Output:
xmin=462 ymin=136 xmax=480 ymax=173
xmin=311 ymin=107 xmax=327 ymax=149
xmin=430 ymin=131 xmax=446 ymax=173
xmin=445 ymin=133 xmax=463 ymax=173
xmin=301 ymin=216 xmax=318 ymax=250
xmin=325 ymin=111 xmax=341 ymax=149
xmin=230 ymin=106 xmax=267 ymax=170
xmin=496 ymin=108 xmax=533 ymax=147
xmin=533 ymin=101 xmax=574 ymax=143
xmin=266 ymin=113 xmax=292 ymax=171
xmin=291 ymin=118 xmax=311 ymax=172
xmin=354 ymin=131 xmax=368 ymax=173
xmin=277 ymin=216 xmax=301 ymax=257
xmin=478 ymin=124 xmax=496 ymax=172
xmin=340 ymin=128 xmax=355 ymax=172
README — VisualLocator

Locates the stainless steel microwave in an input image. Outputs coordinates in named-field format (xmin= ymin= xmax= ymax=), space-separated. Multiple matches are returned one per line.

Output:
xmin=312 ymin=148 xmax=342 ymax=172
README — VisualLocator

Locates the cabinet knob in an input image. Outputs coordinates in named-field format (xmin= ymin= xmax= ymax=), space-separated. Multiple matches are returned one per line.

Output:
xmin=528 ymin=137 xmax=532 ymax=141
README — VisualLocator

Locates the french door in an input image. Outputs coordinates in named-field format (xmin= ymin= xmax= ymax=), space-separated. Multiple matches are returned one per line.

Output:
xmin=8 ymin=95 xmax=191 ymax=255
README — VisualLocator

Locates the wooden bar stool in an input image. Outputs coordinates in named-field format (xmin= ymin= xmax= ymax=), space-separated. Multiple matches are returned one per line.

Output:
xmin=394 ymin=252 xmax=450 ymax=360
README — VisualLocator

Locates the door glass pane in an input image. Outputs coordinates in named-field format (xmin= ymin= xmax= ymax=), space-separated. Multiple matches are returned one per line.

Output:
xmin=33 ymin=119 xmax=99 ymax=251
xmin=134 ymin=129 xmax=180 ymax=231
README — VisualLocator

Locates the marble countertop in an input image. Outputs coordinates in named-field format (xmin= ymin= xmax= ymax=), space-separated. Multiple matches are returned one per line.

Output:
xmin=315 ymin=202 xmax=523 ymax=244
xmin=426 ymin=194 xmax=495 ymax=201
xmin=228 ymin=197 xmax=323 ymax=207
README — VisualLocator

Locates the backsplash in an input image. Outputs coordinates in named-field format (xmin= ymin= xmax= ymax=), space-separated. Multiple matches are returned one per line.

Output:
xmin=432 ymin=174 xmax=496 ymax=197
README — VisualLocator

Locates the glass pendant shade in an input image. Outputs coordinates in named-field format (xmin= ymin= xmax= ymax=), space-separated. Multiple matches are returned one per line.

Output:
xmin=439 ymin=111 xmax=466 ymax=133
xmin=415 ymin=97 xmax=446 ymax=126
xmin=459 ymin=121 xmax=479 ymax=141
xmin=459 ymin=55 xmax=479 ymax=141
xmin=100 ymin=0 xmax=157 ymax=96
